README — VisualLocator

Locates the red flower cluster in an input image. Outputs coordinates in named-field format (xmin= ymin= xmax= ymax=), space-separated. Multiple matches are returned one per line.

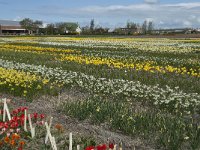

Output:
xmin=85 ymin=143 xmax=114 ymax=150
xmin=0 ymin=105 xmax=46 ymax=149
xmin=0 ymin=107 xmax=45 ymax=132
xmin=0 ymin=107 xmax=27 ymax=131
xmin=32 ymin=113 xmax=45 ymax=120
xmin=11 ymin=107 xmax=28 ymax=115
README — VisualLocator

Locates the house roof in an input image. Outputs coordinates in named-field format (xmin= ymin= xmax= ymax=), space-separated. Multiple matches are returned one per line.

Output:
xmin=0 ymin=20 xmax=20 ymax=26
xmin=1 ymin=26 xmax=25 ymax=30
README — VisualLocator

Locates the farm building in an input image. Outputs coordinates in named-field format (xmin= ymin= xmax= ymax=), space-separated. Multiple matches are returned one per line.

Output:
xmin=151 ymin=28 xmax=198 ymax=34
xmin=113 ymin=26 xmax=142 ymax=35
xmin=0 ymin=20 xmax=28 ymax=35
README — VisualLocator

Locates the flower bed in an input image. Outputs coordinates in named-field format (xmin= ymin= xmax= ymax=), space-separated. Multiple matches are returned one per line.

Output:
xmin=0 ymin=98 xmax=118 ymax=150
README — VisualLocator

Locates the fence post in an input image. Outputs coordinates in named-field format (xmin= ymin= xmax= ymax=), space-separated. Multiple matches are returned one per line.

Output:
xmin=113 ymin=144 xmax=117 ymax=150
xmin=45 ymin=122 xmax=57 ymax=150
xmin=3 ymin=98 xmax=11 ymax=121
xmin=69 ymin=132 xmax=73 ymax=150
xmin=45 ymin=117 xmax=53 ymax=144
xmin=28 ymin=114 xmax=35 ymax=138
xmin=24 ymin=109 xmax=27 ymax=131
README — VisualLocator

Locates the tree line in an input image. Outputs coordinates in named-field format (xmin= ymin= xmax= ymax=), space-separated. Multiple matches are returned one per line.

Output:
xmin=19 ymin=18 xmax=154 ymax=35
xmin=20 ymin=18 xmax=79 ymax=35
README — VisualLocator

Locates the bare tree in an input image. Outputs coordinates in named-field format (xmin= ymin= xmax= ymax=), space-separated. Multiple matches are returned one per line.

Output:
xmin=148 ymin=21 xmax=154 ymax=34
xmin=90 ymin=19 xmax=95 ymax=32
xmin=142 ymin=20 xmax=148 ymax=34
xmin=126 ymin=21 xmax=137 ymax=29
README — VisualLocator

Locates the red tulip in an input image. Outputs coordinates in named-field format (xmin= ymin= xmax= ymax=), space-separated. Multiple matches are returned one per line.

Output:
xmin=109 ymin=143 xmax=114 ymax=149
xmin=0 ymin=110 xmax=3 ymax=114
xmin=12 ymin=110 xmax=18 ymax=115
xmin=18 ymin=108 xmax=22 ymax=113
xmin=40 ymin=114 xmax=45 ymax=119
xmin=33 ymin=113 xmax=38 ymax=119
xmin=96 ymin=144 xmax=107 ymax=150
xmin=85 ymin=146 xmax=95 ymax=150
xmin=21 ymin=107 xmax=28 ymax=111
xmin=18 ymin=146 xmax=23 ymax=150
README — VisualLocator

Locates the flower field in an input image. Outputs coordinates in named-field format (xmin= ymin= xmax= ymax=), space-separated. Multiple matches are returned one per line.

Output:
xmin=0 ymin=36 xmax=200 ymax=149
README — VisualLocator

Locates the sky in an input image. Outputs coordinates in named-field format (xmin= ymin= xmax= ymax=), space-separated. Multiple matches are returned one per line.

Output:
xmin=0 ymin=0 xmax=200 ymax=28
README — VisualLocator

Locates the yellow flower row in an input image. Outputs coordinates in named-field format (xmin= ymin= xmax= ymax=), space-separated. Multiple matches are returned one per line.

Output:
xmin=2 ymin=36 xmax=200 ymax=44
xmin=0 ymin=36 xmax=177 ymax=43
xmin=0 ymin=67 xmax=49 ymax=96
xmin=0 ymin=44 xmax=79 ymax=54
xmin=60 ymin=55 xmax=200 ymax=77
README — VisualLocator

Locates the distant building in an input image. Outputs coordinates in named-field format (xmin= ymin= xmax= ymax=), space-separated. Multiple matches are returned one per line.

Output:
xmin=62 ymin=26 xmax=81 ymax=34
xmin=151 ymin=28 xmax=197 ymax=34
xmin=0 ymin=20 xmax=28 ymax=35
xmin=76 ymin=26 xmax=82 ymax=34
xmin=114 ymin=26 xmax=142 ymax=35
xmin=195 ymin=28 xmax=200 ymax=33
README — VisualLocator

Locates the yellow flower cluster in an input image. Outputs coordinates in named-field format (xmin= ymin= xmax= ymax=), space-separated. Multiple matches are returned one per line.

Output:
xmin=0 ymin=67 xmax=49 ymax=96
xmin=0 ymin=44 xmax=79 ymax=54
xmin=60 ymin=55 xmax=200 ymax=77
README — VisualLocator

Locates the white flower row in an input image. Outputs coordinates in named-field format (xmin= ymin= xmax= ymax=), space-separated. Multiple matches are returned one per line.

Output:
xmin=1 ymin=37 xmax=199 ymax=53
xmin=0 ymin=58 xmax=199 ymax=112
xmin=39 ymin=41 xmax=199 ymax=53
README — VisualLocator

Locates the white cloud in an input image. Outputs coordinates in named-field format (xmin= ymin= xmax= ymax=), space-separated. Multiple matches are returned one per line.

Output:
xmin=21 ymin=2 xmax=200 ymax=28
xmin=190 ymin=15 xmax=197 ymax=20
xmin=183 ymin=20 xmax=192 ymax=27
xmin=197 ymin=18 xmax=200 ymax=23
xmin=145 ymin=18 xmax=154 ymax=22
xmin=144 ymin=0 xmax=159 ymax=4
xmin=81 ymin=4 xmax=154 ymax=13
xmin=164 ymin=2 xmax=200 ymax=9
xmin=77 ymin=2 xmax=200 ymax=28
xmin=13 ymin=16 xmax=22 ymax=21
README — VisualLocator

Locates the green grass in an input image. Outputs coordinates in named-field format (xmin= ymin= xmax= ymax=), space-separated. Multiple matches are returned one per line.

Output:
xmin=63 ymin=95 xmax=200 ymax=149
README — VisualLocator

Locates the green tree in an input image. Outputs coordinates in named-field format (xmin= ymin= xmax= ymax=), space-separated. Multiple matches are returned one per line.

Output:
xmin=20 ymin=18 xmax=43 ymax=34
xmin=56 ymin=22 xmax=78 ymax=34
xmin=82 ymin=26 xmax=91 ymax=34
xmin=33 ymin=20 xmax=43 ymax=34
xmin=94 ymin=26 xmax=109 ymax=34
xmin=20 ymin=18 xmax=34 ymax=34
xmin=45 ymin=24 xmax=56 ymax=35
